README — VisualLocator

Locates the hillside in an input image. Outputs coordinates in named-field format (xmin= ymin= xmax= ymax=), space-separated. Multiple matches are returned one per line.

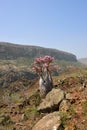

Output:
xmin=0 ymin=67 xmax=87 ymax=130
xmin=79 ymin=58 xmax=87 ymax=66
xmin=0 ymin=42 xmax=77 ymax=62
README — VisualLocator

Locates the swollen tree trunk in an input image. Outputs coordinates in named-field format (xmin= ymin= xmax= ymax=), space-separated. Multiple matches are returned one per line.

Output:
xmin=39 ymin=75 xmax=46 ymax=98
xmin=39 ymin=72 xmax=53 ymax=98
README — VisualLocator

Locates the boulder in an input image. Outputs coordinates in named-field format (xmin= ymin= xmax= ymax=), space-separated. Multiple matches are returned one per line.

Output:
xmin=37 ymin=88 xmax=64 ymax=112
xmin=66 ymin=93 xmax=73 ymax=100
xmin=20 ymin=113 xmax=28 ymax=121
xmin=32 ymin=112 xmax=61 ymax=130
xmin=59 ymin=99 xmax=70 ymax=112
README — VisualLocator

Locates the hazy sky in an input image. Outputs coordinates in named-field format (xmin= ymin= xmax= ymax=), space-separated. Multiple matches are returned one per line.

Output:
xmin=0 ymin=0 xmax=87 ymax=58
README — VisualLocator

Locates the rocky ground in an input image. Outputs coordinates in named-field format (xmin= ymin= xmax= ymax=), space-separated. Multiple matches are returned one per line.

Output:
xmin=0 ymin=66 xmax=87 ymax=130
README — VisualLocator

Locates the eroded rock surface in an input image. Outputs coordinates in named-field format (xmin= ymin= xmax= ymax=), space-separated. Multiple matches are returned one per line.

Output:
xmin=37 ymin=88 xmax=64 ymax=112
xmin=32 ymin=112 xmax=61 ymax=130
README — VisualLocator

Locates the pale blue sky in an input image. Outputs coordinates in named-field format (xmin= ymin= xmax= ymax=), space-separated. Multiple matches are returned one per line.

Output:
xmin=0 ymin=0 xmax=87 ymax=58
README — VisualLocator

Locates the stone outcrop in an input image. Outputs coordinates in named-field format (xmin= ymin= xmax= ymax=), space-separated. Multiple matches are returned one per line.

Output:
xmin=59 ymin=99 xmax=70 ymax=112
xmin=32 ymin=112 xmax=61 ymax=130
xmin=0 ymin=65 xmax=37 ymax=88
xmin=37 ymin=88 xmax=64 ymax=112
xmin=32 ymin=88 xmax=72 ymax=130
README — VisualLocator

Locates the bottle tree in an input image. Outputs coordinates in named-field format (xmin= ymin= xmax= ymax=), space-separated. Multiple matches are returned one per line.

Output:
xmin=32 ymin=55 xmax=56 ymax=98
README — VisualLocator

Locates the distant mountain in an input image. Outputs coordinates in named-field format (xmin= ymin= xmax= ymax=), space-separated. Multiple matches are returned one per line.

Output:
xmin=0 ymin=42 xmax=77 ymax=62
xmin=79 ymin=58 xmax=87 ymax=65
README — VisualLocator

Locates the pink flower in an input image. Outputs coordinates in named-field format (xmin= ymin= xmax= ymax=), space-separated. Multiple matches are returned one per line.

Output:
xmin=43 ymin=55 xmax=54 ymax=63
xmin=31 ymin=64 xmax=42 ymax=73
xmin=34 ymin=57 xmax=42 ymax=64
xmin=32 ymin=55 xmax=55 ymax=74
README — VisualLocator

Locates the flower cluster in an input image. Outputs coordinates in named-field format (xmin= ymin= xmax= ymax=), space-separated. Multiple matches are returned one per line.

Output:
xmin=31 ymin=55 xmax=54 ymax=75
xmin=34 ymin=55 xmax=54 ymax=64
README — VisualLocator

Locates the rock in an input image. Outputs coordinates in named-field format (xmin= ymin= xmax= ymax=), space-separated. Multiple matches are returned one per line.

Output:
xmin=0 ymin=66 xmax=37 ymax=88
xmin=82 ymin=82 xmax=86 ymax=88
xmin=32 ymin=112 xmax=61 ymax=130
xmin=37 ymin=88 xmax=64 ymax=112
xmin=20 ymin=113 xmax=28 ymax=121
xmin=66 ymin=93 xmax=76 ymax=104
xmin=66 ymin=93 xmax=73 ymax=100
xmin=59 ymin=99 xmax=70 ymax=112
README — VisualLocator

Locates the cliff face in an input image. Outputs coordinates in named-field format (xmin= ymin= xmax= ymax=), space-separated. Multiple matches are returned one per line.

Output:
xmin=0 ymin=42 xmax=77 ymax=62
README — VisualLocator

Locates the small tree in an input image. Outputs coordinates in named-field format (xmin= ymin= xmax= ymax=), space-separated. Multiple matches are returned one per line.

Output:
xmin=32 ymin=55 xmax=56 ymax=98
